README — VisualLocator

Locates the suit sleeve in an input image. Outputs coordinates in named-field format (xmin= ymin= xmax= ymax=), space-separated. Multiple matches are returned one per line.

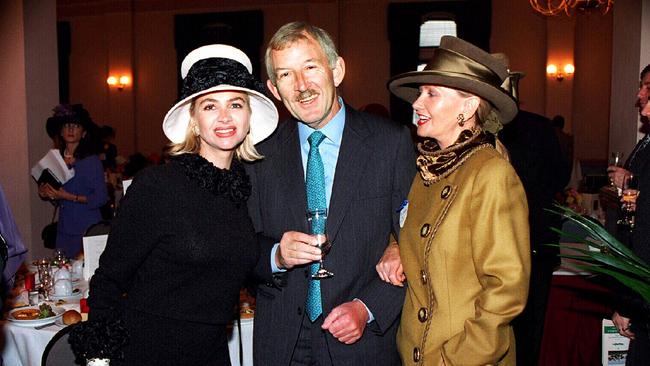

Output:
xmin=357 ymin=125 xmax=415 ymax=334
xmin=442 ymin=158 xmax=531 ymax=364
xmin=246 ymin=162 xmax=281 ymax=286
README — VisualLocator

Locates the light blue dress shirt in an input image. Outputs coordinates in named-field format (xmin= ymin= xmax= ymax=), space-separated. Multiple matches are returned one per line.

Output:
xmin=269 ymin=99 xmax=375 ymax=322
xmin=271 ymin=99 xmax=345 ymax=272
xmin=297 ymin=101 xmax=346 ymax=207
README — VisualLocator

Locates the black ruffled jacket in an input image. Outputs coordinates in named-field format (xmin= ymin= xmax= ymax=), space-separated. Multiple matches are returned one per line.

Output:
xmin=88 ymin=154 xmax=258 ymax=325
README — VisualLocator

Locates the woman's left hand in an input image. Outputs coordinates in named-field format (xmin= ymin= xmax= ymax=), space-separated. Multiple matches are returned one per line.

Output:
xmin=376 ymin=242 xmax=406 ymax=287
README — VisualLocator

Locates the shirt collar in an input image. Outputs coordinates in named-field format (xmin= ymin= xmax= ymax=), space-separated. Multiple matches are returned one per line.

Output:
xmin=298 ymin=97 xmax=345 ymax=145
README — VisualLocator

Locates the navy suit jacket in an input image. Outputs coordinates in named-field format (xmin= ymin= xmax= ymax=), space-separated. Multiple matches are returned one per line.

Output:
xmin=247 ymin=105 xmax=415 ymax=365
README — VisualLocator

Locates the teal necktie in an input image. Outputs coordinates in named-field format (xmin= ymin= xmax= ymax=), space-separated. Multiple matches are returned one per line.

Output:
xmin=305 ymin=131 xmax=326 ymax=322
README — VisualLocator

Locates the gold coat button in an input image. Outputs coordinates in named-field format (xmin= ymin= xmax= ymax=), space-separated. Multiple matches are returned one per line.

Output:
xmin=420 ymin=270 xmax=428 ymax=284
xmin=441 ymin=185 xmax=451 ymax=199
xmin=420 ymin=223 xmax=431 ymax=237
xmin=418 ymin=307 xmax=429 ymax=322
xmin=413 ymin=347 xmax=421 ymax=362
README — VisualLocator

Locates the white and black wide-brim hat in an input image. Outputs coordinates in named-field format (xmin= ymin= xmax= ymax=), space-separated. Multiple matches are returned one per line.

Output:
xmin=163 ymin=44 xmax=278 ymax=144
xmin=388 ymin=36 xmax=518 ymax=124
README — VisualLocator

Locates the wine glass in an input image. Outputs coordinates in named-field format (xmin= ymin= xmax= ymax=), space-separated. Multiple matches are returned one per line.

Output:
xmin=52 ymin=248 xmax=67 ymax=267
xmin=307 ymin=209 xmax=333 ymax=279
xmin=617 ymin=174 xmax=639 ymax=229
xmin=609 ymin=152 xmax=625 ymax=195
xmin=36 ymin=260 xmax=53 ymax=301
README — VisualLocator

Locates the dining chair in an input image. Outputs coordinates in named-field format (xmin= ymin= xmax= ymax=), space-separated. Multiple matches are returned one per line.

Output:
xmin=41 ymin=325 xmax=77 ymax=366
xmin=84 ymin=221 xmax=111 ymax=237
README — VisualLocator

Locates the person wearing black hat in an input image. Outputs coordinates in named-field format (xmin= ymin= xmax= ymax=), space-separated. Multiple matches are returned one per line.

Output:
xmin=39 ymin=104 xmax=108 ymax=257
xmin=86 ymin=44 xmax=278 ymax=365
xmin=377 ymin=36 xmax=530 ymax=365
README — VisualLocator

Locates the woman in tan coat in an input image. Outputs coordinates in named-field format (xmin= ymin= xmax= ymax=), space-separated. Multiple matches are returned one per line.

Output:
xmin=378 ymin=36 xmax=531 ymax=365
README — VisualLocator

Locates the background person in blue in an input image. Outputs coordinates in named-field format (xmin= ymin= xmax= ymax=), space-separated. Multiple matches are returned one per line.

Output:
xmin=0 ymin=183 xmax=28 ymax=298
xmin=39 ymin=104 xmax=108 ymax=257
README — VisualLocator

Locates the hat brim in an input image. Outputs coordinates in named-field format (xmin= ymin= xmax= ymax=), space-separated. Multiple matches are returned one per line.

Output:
xmin=388 ymin=71 xmax=518 ymax=124
xmin=162 ymin=85 xmax=279 ymax=145
xmin=46 ymin=117 xmax=62 ymax=138
xmin=45 ymin=115 xmax=96 ymax=138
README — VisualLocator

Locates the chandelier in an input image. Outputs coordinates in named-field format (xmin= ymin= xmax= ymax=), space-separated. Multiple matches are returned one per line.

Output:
xmin=529 ymin=0 xmax=614 ymax=16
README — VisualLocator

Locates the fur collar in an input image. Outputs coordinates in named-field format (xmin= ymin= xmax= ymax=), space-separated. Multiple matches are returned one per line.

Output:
xmin=172 ymin=153 xmax=251 ymax=202
xmin=416 ymin=127 xmax=494 ymax=186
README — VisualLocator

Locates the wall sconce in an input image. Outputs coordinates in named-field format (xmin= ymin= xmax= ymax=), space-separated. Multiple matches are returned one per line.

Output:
xmin=107 ymin=75 xmax=131 ymax=90
xmin=546 ymin=64 xmax=575 ymax=81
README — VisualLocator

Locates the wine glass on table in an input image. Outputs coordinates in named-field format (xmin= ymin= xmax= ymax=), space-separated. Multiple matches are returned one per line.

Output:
xmin=37 ymin=259 xmax=53 ymax=301
xmin=617 ymin=174 xmax=639 ymax=229
xmin=307 ymin=209 xmax=333 ymax=279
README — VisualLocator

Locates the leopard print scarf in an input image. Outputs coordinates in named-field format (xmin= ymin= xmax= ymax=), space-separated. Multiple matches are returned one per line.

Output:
xmin=416 ymin=127 xmax=495 ymax=186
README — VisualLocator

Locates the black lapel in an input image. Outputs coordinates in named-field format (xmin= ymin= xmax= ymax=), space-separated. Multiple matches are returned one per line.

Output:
xmin=276 ymin=120 xmax=309 ymax=232
xmin=327 ymin=107 xmax=372 ymax=242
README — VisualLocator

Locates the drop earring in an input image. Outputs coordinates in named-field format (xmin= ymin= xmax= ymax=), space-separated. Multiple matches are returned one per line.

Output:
xmin=193 ymin=125 xmax=200 ymax=136
xmin=457 ymin=114 xmax=465 ymax=127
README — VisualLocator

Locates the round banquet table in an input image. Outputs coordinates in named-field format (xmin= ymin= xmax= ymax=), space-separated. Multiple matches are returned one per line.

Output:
xmin=2 ymin=277 xmax=253 ymax=366
xmin=1 ymin=311 xmax=253 ymax=366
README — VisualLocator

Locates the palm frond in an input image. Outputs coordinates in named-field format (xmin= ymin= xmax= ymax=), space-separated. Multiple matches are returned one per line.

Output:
xmin=549 ymin=204 xmax=650 ymax=304
xmin=568 ymin=264 xmax=650 ymax=303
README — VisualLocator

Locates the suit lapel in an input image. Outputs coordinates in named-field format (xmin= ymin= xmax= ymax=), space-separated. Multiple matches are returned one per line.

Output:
xmin=277 ymin=121 xmax=309 ymax=232
xmin=327 ymin=108 xmax=372 ymax=242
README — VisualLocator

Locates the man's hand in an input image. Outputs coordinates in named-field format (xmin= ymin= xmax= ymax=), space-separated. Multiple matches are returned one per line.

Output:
xmin=376 ymin=242 xmax=405 ymax=286
xmin=607 ymin=166 xmax=631 ymax=190
xmin=612 ymin=311 xmax=635 ymax=339
xmin=321 ymin=300 xmax=369 ymax=344
xmin=275 ymin=231 xmax=321 ymax=270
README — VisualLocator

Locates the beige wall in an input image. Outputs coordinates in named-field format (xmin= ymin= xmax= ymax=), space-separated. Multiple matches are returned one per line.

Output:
xmin=573 ymin=12 xmax=612 ymax=161
xmin=2 ymin=0 xmax=59 ymax=260
xmin=59 ymin=0 xmax=618 ymax=163
xmin=491 ymin=0 xmax=547 ymax=114
xmin=610 ymin=0 xmax=648 ymax=159
xmin=0 ymin=0 xmax=30 ymax=251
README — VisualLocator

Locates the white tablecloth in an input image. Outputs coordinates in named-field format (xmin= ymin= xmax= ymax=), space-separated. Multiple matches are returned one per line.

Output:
xmin=227 ymin=318 xmax=254 ymax=366
xmin=2 ymin=312 xmax=253 ymax=366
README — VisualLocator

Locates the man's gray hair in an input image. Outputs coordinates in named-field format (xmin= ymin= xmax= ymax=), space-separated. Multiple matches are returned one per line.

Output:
xmin=265 ymin=21 xmax=339 ymax=85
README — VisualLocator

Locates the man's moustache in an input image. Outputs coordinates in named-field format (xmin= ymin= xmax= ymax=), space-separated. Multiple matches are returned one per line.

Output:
xmin=296 ymin=90 xmax=319 ymax=102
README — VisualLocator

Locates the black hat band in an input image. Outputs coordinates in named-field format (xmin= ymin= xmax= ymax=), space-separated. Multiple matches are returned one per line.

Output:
xmin=180 ymin=57 xmax=266 ymax=101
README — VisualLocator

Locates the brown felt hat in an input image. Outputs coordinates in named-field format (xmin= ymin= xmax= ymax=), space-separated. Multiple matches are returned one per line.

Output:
xmin=388 ymin=36 xmax=518 ymax=123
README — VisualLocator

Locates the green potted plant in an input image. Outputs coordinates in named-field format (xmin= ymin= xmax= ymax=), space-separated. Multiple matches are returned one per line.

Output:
xmin=550 ymin=204 xmax=650 ymax=304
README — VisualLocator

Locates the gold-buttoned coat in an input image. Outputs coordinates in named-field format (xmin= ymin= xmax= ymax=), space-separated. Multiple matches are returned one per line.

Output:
xmin=397 ymin=146 xmax=530 ymax=366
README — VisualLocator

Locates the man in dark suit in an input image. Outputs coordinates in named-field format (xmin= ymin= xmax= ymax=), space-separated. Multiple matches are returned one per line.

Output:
xmin=496 ymin=66 xmax=570 ymax=366
xmin=609 ymin=64 xmax=650 ymax=366
xmin=247 ymin=22 xmax=415 ymax=365
xmin=500 ymin=109 xmax=570 ymax=366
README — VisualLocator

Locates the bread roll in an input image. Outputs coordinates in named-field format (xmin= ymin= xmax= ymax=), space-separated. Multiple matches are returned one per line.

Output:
xmin=62 ymin=310 xmax=82 ymax=325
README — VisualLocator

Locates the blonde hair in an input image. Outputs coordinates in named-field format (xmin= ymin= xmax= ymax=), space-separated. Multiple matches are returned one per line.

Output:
xmin=167 ymin=94 xmax=263 ymax=162
xmin=454 ymin=89 xmax=511 ymax=159
xmin=455 ymin=89 xmax=492 ymax=125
